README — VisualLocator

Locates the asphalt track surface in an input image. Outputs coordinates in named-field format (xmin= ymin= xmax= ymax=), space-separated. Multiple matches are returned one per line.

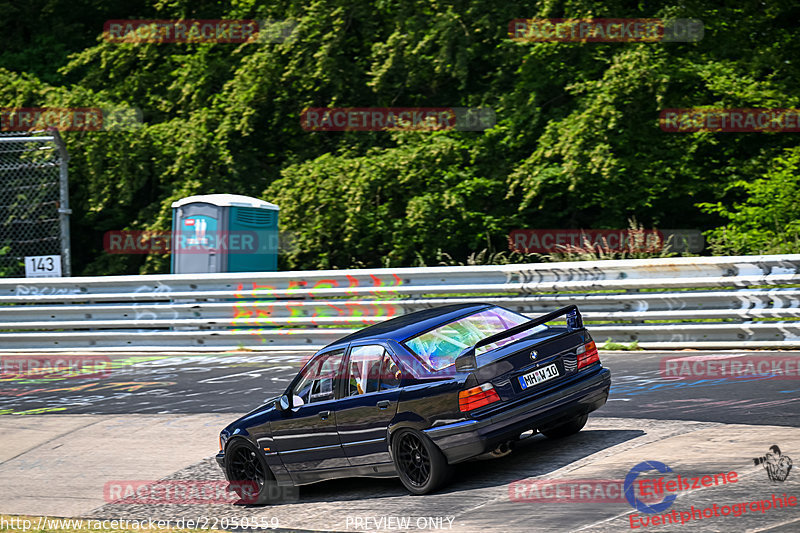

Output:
xmin=1 ymin=350 xmax=799 ymax=532
xmin=2 ymin=351 xmax=799 ymax=425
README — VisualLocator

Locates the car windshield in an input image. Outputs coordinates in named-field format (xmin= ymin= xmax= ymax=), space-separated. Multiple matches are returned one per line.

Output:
xmin=404 ymin=307 xmax=546 ymax=370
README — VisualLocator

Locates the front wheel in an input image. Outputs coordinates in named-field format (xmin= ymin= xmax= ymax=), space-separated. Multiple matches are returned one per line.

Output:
xmin=540 ymin=413 xmax=589 ymax=439
xmin=225 ymin=439 xmax=279 ymax=504
xmin=392 ymin=429 xmax=451 ymax=495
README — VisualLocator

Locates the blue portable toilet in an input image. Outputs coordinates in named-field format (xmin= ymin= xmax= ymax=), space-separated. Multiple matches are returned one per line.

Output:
xmin=170 ymin=194 xmax=279 ymax=273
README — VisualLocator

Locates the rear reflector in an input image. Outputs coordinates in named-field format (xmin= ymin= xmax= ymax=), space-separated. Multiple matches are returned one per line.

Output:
xmin=577 ymin=340 xmax=600 ymax=369
xmin=459 ymin=383 xmax=501 ymax=412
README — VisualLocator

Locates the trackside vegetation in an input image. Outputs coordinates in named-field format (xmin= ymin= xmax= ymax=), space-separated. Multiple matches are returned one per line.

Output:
xmin=1 ymin=1 xmax=798 ymax=275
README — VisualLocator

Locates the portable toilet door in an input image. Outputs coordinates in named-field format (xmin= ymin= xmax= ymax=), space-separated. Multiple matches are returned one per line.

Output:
xmin=171 ymin=198 xmax=223 ymax=274
xmin=227 ymin=204 xmax=279 ymax=271
xmin=171 ymin=194 xmax=279 ymax=274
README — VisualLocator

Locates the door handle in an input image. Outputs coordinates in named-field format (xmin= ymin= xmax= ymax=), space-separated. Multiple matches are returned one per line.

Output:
xmin=377 ymin=400 xmax=391 ymax=409
xmin=318 ymin=410 xmax=331 ymax=420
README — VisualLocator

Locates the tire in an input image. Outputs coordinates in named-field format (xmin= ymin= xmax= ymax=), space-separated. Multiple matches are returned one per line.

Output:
xmin=392 ymin=429 xmax=452 ymax=495
xmin=540 ymin=413 xmax=589 ymax=439
xmin=225 ymin=439 xmax=279 ymax=505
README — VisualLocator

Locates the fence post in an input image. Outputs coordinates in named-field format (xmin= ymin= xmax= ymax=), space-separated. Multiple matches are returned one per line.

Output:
xmin=53 ymin=131 xmax=72 ymax=277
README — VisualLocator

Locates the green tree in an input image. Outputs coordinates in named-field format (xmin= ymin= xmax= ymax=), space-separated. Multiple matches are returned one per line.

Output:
xmin=2 ymin=1 xmax=799 ymax=274
xmin=700 ymin=146 xmax=800 ymax=255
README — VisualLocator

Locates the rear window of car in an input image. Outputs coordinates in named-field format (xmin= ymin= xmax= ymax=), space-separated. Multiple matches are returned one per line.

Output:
xmin=404 ymin=307 xmax=546 ymax=371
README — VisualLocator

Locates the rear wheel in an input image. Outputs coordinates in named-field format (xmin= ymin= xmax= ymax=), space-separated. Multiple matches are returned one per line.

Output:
xmin=225 ymin=440 xmax=278 ymax=504
xmin=392 ymin=429 xmax=451 ymax=495
xmin=541 ymin=413 xmax=588 ymax=439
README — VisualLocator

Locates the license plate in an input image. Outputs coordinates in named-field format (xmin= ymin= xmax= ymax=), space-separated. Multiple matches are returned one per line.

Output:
xmin=518 ymin=363 xmax=559 ymax=389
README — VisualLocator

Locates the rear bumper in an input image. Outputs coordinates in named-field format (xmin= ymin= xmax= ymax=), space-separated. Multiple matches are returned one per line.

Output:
xmin=423 ymin=366 xmax=611 ymax=464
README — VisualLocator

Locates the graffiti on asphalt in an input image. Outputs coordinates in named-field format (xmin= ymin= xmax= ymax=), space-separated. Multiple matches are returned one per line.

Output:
xmin=0 ymin=353 xmax=305 ymax=415
xmin=611 ymin=369 xmax=779 ymax=398
xmin=630 ymin=397 xmax=800 ymax=416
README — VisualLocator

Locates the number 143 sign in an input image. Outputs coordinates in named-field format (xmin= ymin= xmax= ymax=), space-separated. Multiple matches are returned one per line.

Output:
xmin=25 ymin=255 xmax=62 ymax=278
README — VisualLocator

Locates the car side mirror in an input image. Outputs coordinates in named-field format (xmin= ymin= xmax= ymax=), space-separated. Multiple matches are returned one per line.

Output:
xmin=277 ymin=394 xmax=292 ymax=412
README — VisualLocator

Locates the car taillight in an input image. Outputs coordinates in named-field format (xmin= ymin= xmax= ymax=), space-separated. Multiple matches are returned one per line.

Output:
xmin=577 ymin=340 xmax=600 ymax=369
xmin=459 ymin=383 xmax=501 ymax=412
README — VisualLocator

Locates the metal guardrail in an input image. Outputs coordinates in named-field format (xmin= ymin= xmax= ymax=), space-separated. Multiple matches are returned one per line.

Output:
xmin=0 ymin=254 xmax=798 ymax=351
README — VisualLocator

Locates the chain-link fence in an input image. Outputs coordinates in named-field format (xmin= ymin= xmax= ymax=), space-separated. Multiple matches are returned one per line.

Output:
xmin=0 ymin=131 xmax=71 ymax=277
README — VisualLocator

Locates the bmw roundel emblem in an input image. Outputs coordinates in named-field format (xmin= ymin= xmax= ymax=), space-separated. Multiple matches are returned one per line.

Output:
xmin=530 ymin=350 xmax=538 ymax=360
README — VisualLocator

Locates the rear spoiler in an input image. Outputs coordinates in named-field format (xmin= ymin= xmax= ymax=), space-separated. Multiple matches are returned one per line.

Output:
xmin=453 ymin=305 xmax=584 ymax=372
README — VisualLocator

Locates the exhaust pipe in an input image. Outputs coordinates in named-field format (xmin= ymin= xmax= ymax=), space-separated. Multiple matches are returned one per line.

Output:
xmin=488 ymin=440 xmax=514 ymax=458
xmin=473 ymin=440 xmax=515 ymax=460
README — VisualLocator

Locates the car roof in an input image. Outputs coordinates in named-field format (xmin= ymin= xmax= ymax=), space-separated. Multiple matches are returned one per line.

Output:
xmin=326 ymin=303 xmax=493 ymax=348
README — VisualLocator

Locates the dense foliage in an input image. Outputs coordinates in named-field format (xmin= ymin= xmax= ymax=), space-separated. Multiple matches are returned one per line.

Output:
xmin=1 ymin=0 xmax=798 ymax=274
xmin=700 ymin=146 xmax=800 ymax=255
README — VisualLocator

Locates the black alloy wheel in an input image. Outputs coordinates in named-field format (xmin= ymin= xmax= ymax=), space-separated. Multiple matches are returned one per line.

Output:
xmin=225 ymin=440 xmax=275 ymax=504
xmin=392 ymin=429 xmax=451 ymax=495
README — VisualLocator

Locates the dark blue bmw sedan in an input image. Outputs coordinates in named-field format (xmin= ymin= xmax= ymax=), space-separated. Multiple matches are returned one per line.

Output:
xmin=216 ymin=303 xmax=611 ymax=501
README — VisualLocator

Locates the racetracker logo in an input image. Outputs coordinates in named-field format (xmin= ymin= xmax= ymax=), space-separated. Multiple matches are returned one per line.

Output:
xmin=103 ymin=19 xmax=296 ymax=44
xmin=509 ymin=18 xmax=703 ymax=43
xmin=509 ymin=479 xmax=663 ymax=503
xmin=0 ymin=356 xmax=112 ymax=380
xmin=660 ymin=108 xmax=800 ymax=132
xmin=103 ymin=230 xmax=267 ymax=255
xmin=661 ymin=355 xmax=800 ymax=380
xmin=300 ymin=107 xmax=496 ymax=132
xmin=0 ymin=107 xmax=142 ymax=132
xmin=509 ymin=229 xmax=664 ymax=254
xmin=104 ymin=480 xmax=298 ymax=504
xmin=508 ymin=228 xmax=705 ymax=254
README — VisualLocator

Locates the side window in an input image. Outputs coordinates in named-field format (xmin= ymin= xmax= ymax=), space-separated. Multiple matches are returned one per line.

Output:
xmin=291 ymin=349 xmax=344 ymax=405
xmin=347 ymin=345 xmax=384 ymax=396
xmin=347 ymin=345 xmax=403 ymax=395
xmin=379 ymin=353 xmax=402 ymax=390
